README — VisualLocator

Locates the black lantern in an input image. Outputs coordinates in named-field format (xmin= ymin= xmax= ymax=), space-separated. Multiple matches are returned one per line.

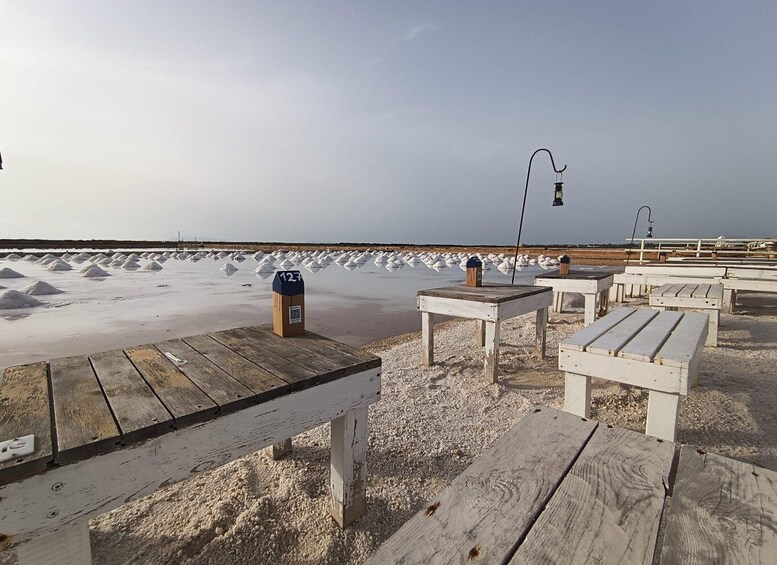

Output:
xmin=647 ymin=225 xmax=653 ymax=238
xmin=552 ymin=181 xmax=564 ymax=206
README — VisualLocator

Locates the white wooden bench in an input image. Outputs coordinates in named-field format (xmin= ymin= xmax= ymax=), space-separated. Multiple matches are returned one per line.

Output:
xmin=649 ymin=283 xmax=723 ymax=346
xmin=559 ymin=307 xmax=708 ymax=441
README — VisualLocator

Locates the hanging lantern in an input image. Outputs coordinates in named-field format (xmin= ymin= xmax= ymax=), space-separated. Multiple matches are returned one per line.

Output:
xmin=552 ymin=181 xmax=564 ymax=206
xmin=647 ymin=225 xmax=653 ymax=238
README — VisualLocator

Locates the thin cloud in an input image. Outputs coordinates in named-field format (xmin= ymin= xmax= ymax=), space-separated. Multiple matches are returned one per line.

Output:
xmin=403 ymin=23 xmax=436 ymax=41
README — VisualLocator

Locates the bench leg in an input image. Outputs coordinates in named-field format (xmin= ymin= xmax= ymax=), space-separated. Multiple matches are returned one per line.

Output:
xmin=536 ymin=307 xmax=547 ymax=360
xmin=484 ymin=321 xmax=501 ymax=384
xmin=554 ymin=291 xmax=564 ymax=313
xmin=421 ymin=312 xmax=434 ymax=366
xmin=475 ymin=319 xmax=485 ymax=347
xmin=330 ymin=406 xmax=368 ymax=528
xmin=646 ymin=391 xmax=680 ymax=442
xmin=706 ymin=309 xmax=719 ymax=347
xmin=271 ymin=438 xmax=293 ymax=459
xmin=598 ymin=290 xmax=609 ymax=317
xmin=583 ymin=294 xmax=596 ymax=326
xmin=722 ymin=289 xmax=736 ymax=313
xmin=563 ymin=372 xmax=591 ymax=419
xmin=16 ymin=518 xmax=92 ymax=565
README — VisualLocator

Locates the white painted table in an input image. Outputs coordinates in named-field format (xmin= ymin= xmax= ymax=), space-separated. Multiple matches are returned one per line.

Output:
xmin=0 ymin=325 xmax=381 ymax=564
xmin=534 ymin=270 xmax=615 ymax=326
xmin=417 ymin=284 xmax=552 ymax=384
xmin=649 ymin=283 xmax=723 ymax=346
xmin=559 ymin=307 xmax=708 ymax=441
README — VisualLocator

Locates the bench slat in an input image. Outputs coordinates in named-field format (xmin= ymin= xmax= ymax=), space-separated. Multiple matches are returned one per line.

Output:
xmin=364 ymin=407 xmax=597 ymax=565
xmin=0 ymin=363 xmax=53 ymax=484
xmin=181 ymin=334 xmax=289 ymax=402
xmin=653 ymin=313 xmax=708 ymax=369
xmin=153 ymin=339 xmax=256 ymax=414
xmin=49 ymin=356 xmax=122 ymax=464
xmin=677 ymin=284 xmax=697 ymax=298
xmin=234 ymin=327 xmax=341 ymax=372
xmin=90 ymin=350 xmax=174 ymax=443
xmin=125 ymin=346 xmax=218 ymax=427
xmin=619 ymin=311 xmax=683 ymax=362
xmin=510 ymin=425 xmax=674 ymax=564
xmin=694 ymin=283 xmax=711 ymax=298
xmin=660 ymin=446 xmax=777 ymax=564
xmin=663 ymin=283 xmax=686 ymax=297
xmin=587 ymin=309 xmax=659 ymax=357
xmin=560 ymin=308 xmax=636 ymax=352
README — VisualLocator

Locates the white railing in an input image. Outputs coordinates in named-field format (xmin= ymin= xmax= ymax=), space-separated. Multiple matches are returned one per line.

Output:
xmin=625 ymin=237 xmax=777 ymax=264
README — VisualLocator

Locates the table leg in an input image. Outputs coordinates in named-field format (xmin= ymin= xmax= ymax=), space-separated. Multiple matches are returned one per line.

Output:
xmin=535 ymin=307 xmax=547 ymax=360
xmin=583 ymin=294 xmax=596 ymax=326
xmin=706 ymin=309 xmax=719 ymax=347
xmin=271 ymin=438 xmax=293 ymax=459
xmin=421 ymin=312 xmax=434 ymax=366
xmin=16 ymin=518 xmax=92 ymax=565
xmin=598 ymin=290 xmax=609 ymax=317
xmin=475 ymin=320 xmax=485 ymax=347
xmin=484 ymin=321 xmax=501 ymax=384
xmin=646 ymin=391 xmax=680 ymax=442
xmin=563 ymin=372 xmax=591 ymax=419
xmin=554 ymin=291 xmax=564 ymax=313
xmin=723 ymin=289 xmax=735 ymax=313
xmin=330 ymin=406 xmax=368 ymax=528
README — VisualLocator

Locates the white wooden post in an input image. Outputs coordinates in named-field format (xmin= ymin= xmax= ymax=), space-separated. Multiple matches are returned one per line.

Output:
xmin=646 ymin=390 xmax=680 ymax=442
xmin=598 ymin=290 xmax=609 ymax=317
xmin=16 ymin=519 xmax=92 ymax=565
xmin=583 ymin=294 xmax=596 ymax=326
xmin=271 ymin=438 xmax=292 ymax=459
xmin=722 ymin=289 xmax=736 ymax=314
xmin=554 ymin=291 xmax=564 ymax=313
xmin=421 ymin=312 xmax=434 ymax=366
xmin=475 ymin=320 xmax=485 ymax=347
xmin=484 ymin=321 xmax=501 ymax=384
xmin=536 ymin=307 xmax=548 ymax=360
xmin=330 ymin=406 xmax=368 ymax=528
xmin=563 ymin=372 xmax=591 ymax=419
xmin=706 ymin=310 xmax=719 ymax=347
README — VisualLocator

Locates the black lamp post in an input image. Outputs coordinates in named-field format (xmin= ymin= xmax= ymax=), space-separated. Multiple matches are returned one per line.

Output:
xmin=626 ymin=205 xmax=654 ymax=266
xmin=511 ymin=148 xmax=567 ymax=284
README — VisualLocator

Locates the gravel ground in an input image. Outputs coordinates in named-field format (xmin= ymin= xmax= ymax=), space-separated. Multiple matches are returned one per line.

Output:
xmin=3 ymin=292 xmax=775 ymax=564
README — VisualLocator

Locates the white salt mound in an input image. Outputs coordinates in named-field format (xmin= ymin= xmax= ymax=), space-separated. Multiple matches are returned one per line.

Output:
xmin=46 ymin=259 xmax=73 ymax=271
xmin=0 ymin=267 xmax=25 ymax=279
xmin=0 ymin=289 xmax=43 ymax=309
xmin=22 ymin=280 xmax=64 ymax=296
xmin=220 ymin=263 xmax=238 ymax=275
xmin=81 ymin=265 xmax=111 ymax=278
xmin=140 ymin=261 xmax=163 ymax=271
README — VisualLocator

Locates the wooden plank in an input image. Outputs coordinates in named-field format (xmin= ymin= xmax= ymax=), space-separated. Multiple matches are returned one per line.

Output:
xmin=181 ymin=334 xmax=289 ymax=402
xmin=619 ymin=310 xmax=683 ymax=362
xmin=510 ymin=424 xmax=674 ymax=564
xmin=49 ymin=356 xmax=122 ymax=465
xmin=587 ymin=308 xmax=660 ymax=356
xmin=660 ymin=446 xmax=777 ymax=564
xmin=707 ymin=284 xmax=724 ymax=299
xmin=654 ymin=312 xmax=708 ymax=369
xmin=677 ymin=284 xmax=697 ymax=298
xmin=90 ymin=350 xmax=174 ymax=444
xmin=125 ymin=346 xmax=218 ymax=427
xmin=662 ymin=283 xmax=686 ymax=297
xmin=559 ymin=308 xmax=636 ymax=352
xmin=417 ymin=284 xmax=548 ymax=303
xmin=365 ymin=407 xmax=598 ymax=565
xmin=0 ymin=363 xmax=53 ymax=485
xmin=693 ymin=283 xmax=711 ymax=298
xmin=153 ymin=339 xmax=255 ymax=413
xmin=232 ymin=327 xmax=341 ymax=373
xmin=300 ymin=329 xmax=382 ymax=366
xmin=209 ymin=329 xmax=317 ymax=388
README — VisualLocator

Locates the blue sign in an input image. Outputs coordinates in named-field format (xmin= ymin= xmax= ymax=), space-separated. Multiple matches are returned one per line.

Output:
xmin=272 ymin=270 xmax=304 ymax=296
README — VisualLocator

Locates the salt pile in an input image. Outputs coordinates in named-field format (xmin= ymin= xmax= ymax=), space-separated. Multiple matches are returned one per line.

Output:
xmin=220 ymin=263 xmax=238 ymax=275
xmin=0 ymin=267 xmax=25 ymax=278
xmin=22 ymin=280 xmax=64 ymax=295
xmin=123 ymin=260 xmax=141 ymax=270
xmin=46 ymin=259 xmax=73 ymax=271
xmin=139 ymin=261 xmax=163 ymax=271
xmin=3 ymin=253 xmax=21 ymax=261
xmin=0 ymin=289 xmax=43 ymax=309
xmin=81 ymin=265 xmax=111 ymax=278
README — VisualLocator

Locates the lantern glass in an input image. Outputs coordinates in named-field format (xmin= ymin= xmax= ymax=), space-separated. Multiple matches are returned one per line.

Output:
xmin=552 ymin=182 xmax=564 ymax=206
xmin=647 ymin=226 xmax=653 ymax=238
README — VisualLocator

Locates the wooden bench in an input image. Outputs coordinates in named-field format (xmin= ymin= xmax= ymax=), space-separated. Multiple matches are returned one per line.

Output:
xmin=559 ymin=307 xmax=708 ymax=441
xmin=533 ymin=270 xmax=614 ymax=326
xmin=0 ymin=325 xmax=381 ymax=564
xmin=649 ymin=283 xmax=723 ymax=346
xmin=366 ymin=406 xmax=777 ymax=564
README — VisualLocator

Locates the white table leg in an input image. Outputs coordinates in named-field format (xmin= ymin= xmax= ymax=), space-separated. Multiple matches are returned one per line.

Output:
xmin=484 ymin=321 xmax=501 ymax=384
xmin=271 ymin=438 xmax=292 ymax=459
xmin=563 ymin=372 xmax=591 ymax=419
xmin=583 ymin=294 xmax=596 ymax=326
xmin=646 ymin=390 xmax=680 ymax=441
xmin=421 ymin=312 xmax=434 ymax=366
xmin=16 ymin=518 xmax=92 ymax=565
xmin=598 ymin=290 xmax=609 ymax=317
xmin=330 ymin=406 xmax=368 ymax=528
xmin=554 ymin=291 xmax=564 ymax=313
xmin=536 ymin=307 xmax=547 ymax=360
xmin=476 ymin=319 xmax=485 ymax=347
xmin=706 ymin=309 xmax=719 ymax=347
xmin=722 ymin=289 xmax=736 ymax=313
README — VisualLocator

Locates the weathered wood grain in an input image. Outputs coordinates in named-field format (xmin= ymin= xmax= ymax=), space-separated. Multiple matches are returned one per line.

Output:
xmin=365 ymin=407 xmax=597 ymax=565
xmin=619 ymin=310 xmax=683 ymax=362
xmin=0 ymin=363 xmax=53 ymax=484
xmin=49 ymin=356 xmax=122 ymax=464
xmin=90 ymin=350 xmax=174 ymax=443
xmin=510 ymin=424 xmax=674 ymax=564
xmin=654 ymin=312 xmax=708 ymax=369
xmin=233 ymin=326 xmax=341 ymax=373
xmin=660 ymin=446 xmax=777 ymax=564
xmin=417 ymin=283 xmax=548 ymax=303
xmin=587 ymin=308 xmax=659 ymax=356
xmin=560 ymin=307 xmax=636 ymax=352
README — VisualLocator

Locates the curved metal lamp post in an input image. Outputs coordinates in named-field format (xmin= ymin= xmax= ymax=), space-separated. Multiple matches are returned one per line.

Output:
xmin=511 ymin=148 xmax=567 ymax=284
xmin=625 ymin=205 xmax=654 ymax=265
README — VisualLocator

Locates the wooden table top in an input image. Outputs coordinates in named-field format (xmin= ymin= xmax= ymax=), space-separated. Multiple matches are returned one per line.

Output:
xmin=0 ymin=325 xmax=380 ymax=486
xmin=534 ymin=269 xmax=615 ymax=281
xmin=417 ymin=283 xmax=550 ymax=304
xmin=367 ymin=406 xmax=777 ymax=564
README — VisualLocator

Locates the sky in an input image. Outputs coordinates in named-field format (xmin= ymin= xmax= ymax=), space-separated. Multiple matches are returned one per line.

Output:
xmin=1 ymin=1 xmax=775 ymax=245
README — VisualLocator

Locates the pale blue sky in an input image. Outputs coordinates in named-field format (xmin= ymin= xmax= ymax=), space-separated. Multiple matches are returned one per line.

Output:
xmin=1 ymin=1 xmax=775 ymax=244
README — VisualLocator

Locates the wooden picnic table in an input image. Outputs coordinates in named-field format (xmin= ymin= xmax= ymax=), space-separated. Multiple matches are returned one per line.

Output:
xmin=0 ymin=324 xmax=381 ymax=564
xmin=534 ymin=269 xmax=615 ymax=325
xmin=417 ymin=284 xmax=552 ymax=383
xmin=367 ymin=406 xmax=777 ymax=564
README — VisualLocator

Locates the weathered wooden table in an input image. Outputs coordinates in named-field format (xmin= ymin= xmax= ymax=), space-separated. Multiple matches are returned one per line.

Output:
xmin=534 ymin=269 xmax=615 ymax=325
xmin=417 ymin=284 xmax=552 ymax=383
xmin=367 ymin=406 xmax=777 ymax=564
xmin=649 ymin=283 xmax=724 ymax=346
xmin=559 ymin=307 xmax=708 ymax=441
xmin=0 ymin=325 xmax=381 ymax=564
